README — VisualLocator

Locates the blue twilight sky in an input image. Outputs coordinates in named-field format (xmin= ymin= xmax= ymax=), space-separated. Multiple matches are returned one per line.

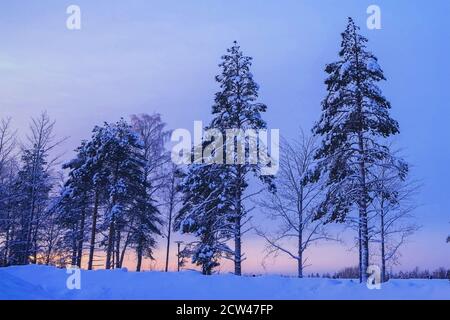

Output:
xmin=0 ymin=0 xmax=448 ymax=273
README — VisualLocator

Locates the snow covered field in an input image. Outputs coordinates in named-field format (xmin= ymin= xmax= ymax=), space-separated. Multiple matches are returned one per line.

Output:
xmin=0 ymin=265 xmax=448 ymax=300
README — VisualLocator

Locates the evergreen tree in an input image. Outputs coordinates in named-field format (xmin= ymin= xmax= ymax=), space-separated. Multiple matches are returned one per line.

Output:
xmin=210 ymin=41 xmax=274 ymax=275
xmin=311 ymin=18 xmax=407 ymax=282
xmin=57 ymin=141 xmax=94 ymax=267
xmin=175 ymin=162 xmax=234 ymax=275
xmin=83 ymin=129 xmax=109 ymax=270
xmin=128 ymin=182 xmax=161 ymax=272
xmin=58 ymin=119 xmax=162 ymax=271
xmin=87 ymin=120 xmax=145 ymax=269
xmin=55 ymin=188 xmax=80 ymax=266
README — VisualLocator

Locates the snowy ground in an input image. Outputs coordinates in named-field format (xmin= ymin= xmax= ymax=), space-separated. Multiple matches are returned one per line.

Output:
xmin=0 ymin=265 xmax=448 ymax=300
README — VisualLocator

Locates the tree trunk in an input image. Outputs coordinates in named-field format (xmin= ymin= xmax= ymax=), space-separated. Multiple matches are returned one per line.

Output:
xmin=297 ymin=251 xmax=303 ymax=278
xmin=358 ymin=227 xmax=362 ymax=282
xmin=298 ymin=188 xmax=304 ymax=278
xmin=354 ymin=29 xmax=369 ymax=283
xmin=136 ymin=244 xmax=143 ymax=272
xmin=88 ymin=191 xmax=99 ymax=270
xmin=380 ymin=205 xmax=386 ymax=282
xmin=115 ymin=229 xmax=121 ymax=269
xmin=234 ymin=215 xmax=242 ymax=276
xmin=234 ymin=166 xmax=243 ymax=276
xmin=165 ymin=191 xmax=174 ymax=272
xmin=22 ymin=209 xmax=34 ymax=265
xmin=358 ymin=132 xmax=369 ymax=283
xmin=76 ymin=202 xmax=86 ymax=268
xmin=71 ymin=228 xmax=78 ymax=266
xmin=119 ymin=230 xmax=131 ymax=268
xmin=45 ymin=244 xmax=52 ymax=265
xmin=105 ymin=221 xmax=114 ymax=270
xmin=31 ymin=225 xmax=39 ymax=264
xmin=8 ymin=223 xmax=15 ymax=265
xmin=4 ymin=212 xmax=10 ymax=266
xmin=24 ymin=185 xmax=36 ymax=265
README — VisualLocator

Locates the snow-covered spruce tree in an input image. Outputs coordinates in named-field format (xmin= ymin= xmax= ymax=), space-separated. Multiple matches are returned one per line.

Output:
xmin=57 ymin=119 xmax=162 ymax=271
xmin=81 ymin=130 xmax=109 ymax=270
xmin=128 ymin=167 xmax=162 ymax=272
xmin=91 ymin=119 xmax=161 ymax=270
xmin=311 ymin=18 xmax=407 ymax=282
xmin=55 ymin=189 xmax=81 ymax=266
xmin=174 ymin=161 xmax=234 ymax=275
xmin=58 ymin=133 xmax=108 ymax=269
xmin=57 ymin=141 xmax=94 ymax=267
xmin=210 ymin=41 xmax=274 ymax=275
xmin=90 ymin=120 xmax=141 ymax=269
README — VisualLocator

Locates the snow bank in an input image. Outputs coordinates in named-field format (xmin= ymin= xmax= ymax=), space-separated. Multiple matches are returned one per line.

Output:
xmin=0 ymin=265 xmax=448 ymax=300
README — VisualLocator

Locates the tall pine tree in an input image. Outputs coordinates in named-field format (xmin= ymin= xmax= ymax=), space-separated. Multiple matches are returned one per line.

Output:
xmin=312 ymin=18 xmax=407 ymax=282
xmin=210 ymin=41 xmax=273 ymax=275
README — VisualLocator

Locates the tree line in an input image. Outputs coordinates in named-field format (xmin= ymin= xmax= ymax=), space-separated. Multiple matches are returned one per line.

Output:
xmin=0 ymin=18 xmax=434 ymax=282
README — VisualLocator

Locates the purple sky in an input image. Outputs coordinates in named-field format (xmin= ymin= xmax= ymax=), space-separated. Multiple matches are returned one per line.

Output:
xmin=0 ymin=0 xmax=448 ymax=274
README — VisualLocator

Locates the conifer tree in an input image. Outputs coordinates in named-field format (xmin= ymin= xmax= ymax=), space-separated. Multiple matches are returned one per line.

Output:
xmin=128 ymin=169 xmax=161 ymax=272
xmin=58 ymin=141 xmax=93 ymax=267
xmin=87 ymin=120 xmax=145 ymax=269
xmin=210 ymin=41 xmax=273 ymax=275
xmin=312 ymin=18 xmax=407 ymax=282
xmin=175 ymin=162 xmax=234 ymax=275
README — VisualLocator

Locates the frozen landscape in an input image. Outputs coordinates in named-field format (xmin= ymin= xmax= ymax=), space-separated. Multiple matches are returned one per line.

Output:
xmin=0 ymin=265 xmax=448 ymax=300
xmin=0 ymin=2 xmax=449 ymax=304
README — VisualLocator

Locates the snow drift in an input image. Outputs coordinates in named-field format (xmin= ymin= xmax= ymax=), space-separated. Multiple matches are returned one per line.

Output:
xmin=0 ymin=265 xmax=448 ymax=300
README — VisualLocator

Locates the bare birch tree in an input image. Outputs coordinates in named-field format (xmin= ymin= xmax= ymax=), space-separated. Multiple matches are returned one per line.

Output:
xmin=0 ymin=118 xmax=17 ymax=266
xmin=130 ymin=113 xmax=171 ymax=270
xmin=161 ymin=163 xmax=182 ymax=272
xmin=256 ymin=132 xmax=337 ymax=278
xmin=370 ymin=157 xmax=420 ymax=282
